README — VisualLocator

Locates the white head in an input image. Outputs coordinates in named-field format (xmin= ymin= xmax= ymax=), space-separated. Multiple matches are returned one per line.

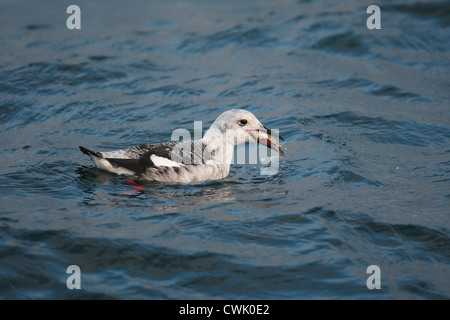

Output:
xmin=204 ymin=109 xmax=284 ymax=155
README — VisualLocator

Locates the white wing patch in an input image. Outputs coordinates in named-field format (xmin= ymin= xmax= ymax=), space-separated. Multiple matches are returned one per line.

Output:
xmin=150 ymin=154 xmax=184 ymax=167
xmin=93 ymin=157 xmax=136 ymax=176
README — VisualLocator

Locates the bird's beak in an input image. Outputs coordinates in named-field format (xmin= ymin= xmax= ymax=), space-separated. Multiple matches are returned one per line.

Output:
xmin=246 ymin=127 xmax=285 ymax=156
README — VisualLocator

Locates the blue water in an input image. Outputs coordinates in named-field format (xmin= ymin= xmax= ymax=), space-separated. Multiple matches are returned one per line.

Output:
xmin=0 ymin=0 xmax=449 ymax=299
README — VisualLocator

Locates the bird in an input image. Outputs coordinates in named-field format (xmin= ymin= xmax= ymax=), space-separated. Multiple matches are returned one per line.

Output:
xmin=79 ymin=109 xmax=284 ymax=184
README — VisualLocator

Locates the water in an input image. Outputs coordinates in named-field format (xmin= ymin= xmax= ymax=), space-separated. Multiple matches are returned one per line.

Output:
xmin=0 ymin=0 xmax=449 ymax=299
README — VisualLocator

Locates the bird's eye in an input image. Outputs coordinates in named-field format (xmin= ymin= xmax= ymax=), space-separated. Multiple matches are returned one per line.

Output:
xmin=238 ymin=119 xmax=247 ymax=126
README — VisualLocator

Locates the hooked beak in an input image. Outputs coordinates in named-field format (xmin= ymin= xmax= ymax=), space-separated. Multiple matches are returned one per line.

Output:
xmin=246 ymin=127 xmax=285 ymax=156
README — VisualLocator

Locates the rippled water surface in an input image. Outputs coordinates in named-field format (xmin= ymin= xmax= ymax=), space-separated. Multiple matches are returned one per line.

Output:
xmin=1 ymin=0 xmax=449 ymax=299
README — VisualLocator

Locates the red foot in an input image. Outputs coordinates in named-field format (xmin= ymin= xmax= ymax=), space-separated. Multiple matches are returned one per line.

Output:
xmin=123 ymin=178 xmax=145 ymax=194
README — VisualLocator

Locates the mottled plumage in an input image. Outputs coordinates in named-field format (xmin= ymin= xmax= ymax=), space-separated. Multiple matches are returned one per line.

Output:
xmin=79 ymin=109 xmax=283 ymax=183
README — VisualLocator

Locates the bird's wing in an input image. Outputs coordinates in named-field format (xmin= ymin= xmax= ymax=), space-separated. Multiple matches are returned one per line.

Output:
xmin=100 ymin=142 xmax=177 ymax=160
xmin=81 ymin=141 xmax=211 ymax=177
xmin=102 ymin=142 xmax=179 ymax=176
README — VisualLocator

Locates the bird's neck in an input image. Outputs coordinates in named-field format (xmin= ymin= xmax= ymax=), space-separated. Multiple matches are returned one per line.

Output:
xmin=203 ymin=127 xmax=235 ymax=166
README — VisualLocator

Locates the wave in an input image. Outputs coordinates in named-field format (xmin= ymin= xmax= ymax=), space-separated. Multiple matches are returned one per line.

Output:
xmin=315 ymin=111 xmax=450 ymax=147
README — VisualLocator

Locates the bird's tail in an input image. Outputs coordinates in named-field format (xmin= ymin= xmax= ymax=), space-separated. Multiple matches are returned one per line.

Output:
xmin=79 ymin=146 xmax=103 ymax=159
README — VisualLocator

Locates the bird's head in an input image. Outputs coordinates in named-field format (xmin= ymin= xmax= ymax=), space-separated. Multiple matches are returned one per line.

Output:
xmin=208 ymin=109 xmax=284 ymax=155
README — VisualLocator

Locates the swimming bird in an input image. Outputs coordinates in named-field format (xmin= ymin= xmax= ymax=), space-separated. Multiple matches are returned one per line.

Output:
xmin=79 ymin=109 xmax=284 ymax=183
